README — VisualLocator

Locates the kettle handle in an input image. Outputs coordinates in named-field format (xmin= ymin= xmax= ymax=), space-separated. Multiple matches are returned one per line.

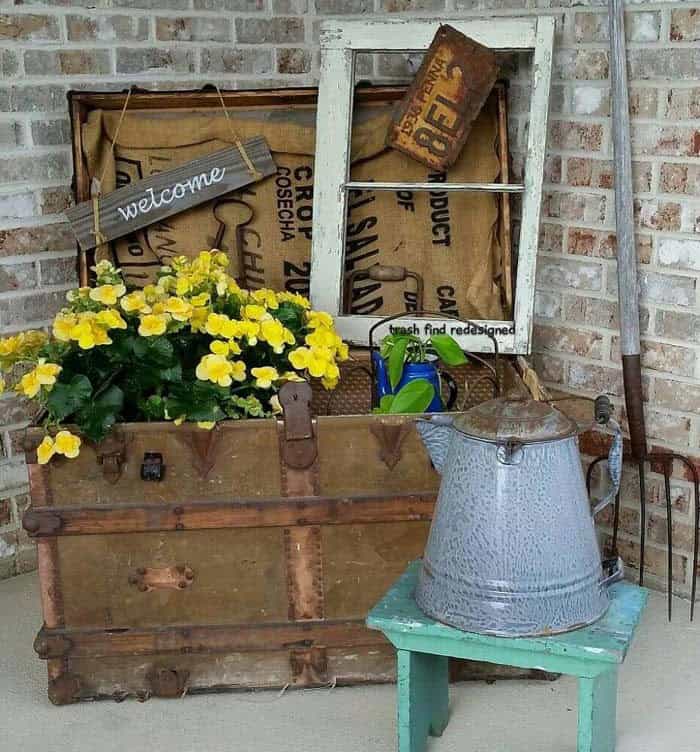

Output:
xmin=590 ymin=416 xmax=623 ymax=517
xmin=600 ymin=556 xmax=624 ymax=587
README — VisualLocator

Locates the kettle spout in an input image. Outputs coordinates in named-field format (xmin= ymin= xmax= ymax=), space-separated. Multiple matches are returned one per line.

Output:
xmin=415 ymin=416 xmax=454 ymax=474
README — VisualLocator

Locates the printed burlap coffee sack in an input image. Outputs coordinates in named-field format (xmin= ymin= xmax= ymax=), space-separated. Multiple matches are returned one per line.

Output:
xmin=82 ymin=94 xmax=505 ymax=320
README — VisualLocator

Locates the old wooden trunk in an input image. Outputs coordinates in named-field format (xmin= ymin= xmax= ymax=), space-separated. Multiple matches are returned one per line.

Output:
xmin=21 ymin=85 xmax=547 ymax=704
xmin=24 ymin=358 xmax=546 ymax=704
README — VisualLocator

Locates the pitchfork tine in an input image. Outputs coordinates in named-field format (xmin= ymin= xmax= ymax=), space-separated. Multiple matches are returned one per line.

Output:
xmin=666 ymin=454 xmax=699 ymax=621
xmin=639 ymin=459 xmax=646 ymax=587
xmin=663 ymin=460 xmax=673 ymax=621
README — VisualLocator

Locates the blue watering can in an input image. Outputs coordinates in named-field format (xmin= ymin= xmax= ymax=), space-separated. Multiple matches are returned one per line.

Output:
xmin=371 ymin=351 xmax=458 ymax=412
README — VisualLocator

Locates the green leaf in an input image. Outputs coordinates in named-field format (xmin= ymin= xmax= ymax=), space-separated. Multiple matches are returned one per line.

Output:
xmin=429 ymin=334 xmax=467 ymax=366
xmin=274 ymin=302 xmax=304 ymax=333
xmin=132 ymin=336 xmax=175 ymax=367
xmin=389 ymin=379 xmax=435 ymax=414
xmin=159 ymin=363 xmax=182 ymax=382
xmin=388 ymin=336 xmax=408 ymax=390
xmin=75 ymin=385 xmax=124 ymax=442
xmin=46 ymin=375 xmax=93 ymax=421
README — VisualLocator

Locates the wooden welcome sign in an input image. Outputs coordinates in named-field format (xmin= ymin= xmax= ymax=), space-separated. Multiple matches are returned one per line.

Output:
xmin=386 ymin=25 xmax=499 ymax=172
xmin=65 ymin=136 xmax=276 ymax=251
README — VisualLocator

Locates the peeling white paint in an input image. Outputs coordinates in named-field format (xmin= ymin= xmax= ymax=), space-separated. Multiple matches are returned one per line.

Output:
xmin=657 ymin=238 xmax=700 ymax=271
xmin=0 ymin=537 xmax=16 ymax=558
xmin=573 ymin=86 xmax=605 ymax=116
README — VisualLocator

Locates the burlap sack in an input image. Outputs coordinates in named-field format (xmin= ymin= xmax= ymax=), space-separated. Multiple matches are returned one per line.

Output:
xmin=82 ymin=96 xmax=505 ymax=320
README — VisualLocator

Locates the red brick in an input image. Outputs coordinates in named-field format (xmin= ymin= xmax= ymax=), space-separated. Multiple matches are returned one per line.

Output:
xmin=67 ymin=14 xmax=149 ymax=42
xmin=634 ymin=200 xmax=682 ymax=231
xmin=156 ymin=17 xmax=232 ymax=42
xmin=0 ymin=222 xmax=74 ymax=257
xmin=665 ymin=88 xmax=700 ymax=120
xmin=632 ymin=125 xmax=700 ymax=157
xmin=277 ymin=48 xmax=312 ymax=74
xmin=539 ymin=223 xmax=563 ymax=254
xmin=549 ymin=121 xmax=603 ymax=151
xmin=534 ymin=324 xmax=604 ymax=359
xmin=235 ymin=17 xmax=304 ymax=43
xmin=0 ymin=14 xmax=59 ymax=41
xmin=670 ymin=9 xmax=700 ymax=41
xmin=608 ymin=537 xmax=687 ymax=585
xmin=564 ymin=296 xmax=619 ymax=330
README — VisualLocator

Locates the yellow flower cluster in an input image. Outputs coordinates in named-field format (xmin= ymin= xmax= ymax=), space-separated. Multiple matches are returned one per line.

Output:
xmin=36 ymin=430 xmax=81 ymax=465
xmin=0 ymin=250 xmax=349 ymax=463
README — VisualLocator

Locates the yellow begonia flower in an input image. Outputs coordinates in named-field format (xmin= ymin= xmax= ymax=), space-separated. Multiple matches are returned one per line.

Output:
xmin=277 ymin=291 xmax=311 ymax=309
xmin=324 ymin=362 xmax=340 ymax=380
xmin=0 ymin=376 xmax=5 ymax=393
xmin=305 ymin=327 xmax=337 ymax=350
xmin=197 ymin=421 xmax=215 ymax=430
xmin=205 ymin=313 xmax=240 ymax=339
xmin=89 ymin=283 xmax=126 ymax=306
xmin=163 ymin=297 xmax=193 ymax=322
xmin=173 ymin=415 xmax=186 ymax=426
xmin=93 ymin=259 xmax=116 ymax=277
xmin=53 ymin=314 xmax=77 ymax=342
xmin=190 ymin=307 xmax=209 ymax=333
xmin=321 ymin=376 xmax=339 ymax=390
xmin=251 ymin=289 xmax=279 ymax=310
xmin=209 ymin=340 xmax=230 ymax=356
xmin=288 ymin=347 xmax=310 ymax=371
xmin=238 ymin=321 xmax=260 ymax=345
xmin=54 ymin=430 xmax=81 ymax=459
xmin=260 ymin=319 xmax=294 ymax=354
xmin=22 ymin=330 xmax=47 ymax=351
xmin=175 ymin=276 xmax=191 ymax=296
xmin=230 ymin=360 xmax=246 ymax=382
xmin=307 ymin=311 xmax=334 ymax=329
xmin=37 ymin=436 xmax=55 ymax=465
xmin=251 ymin=366 xmax=279 ymax=389
xmin=34 ymin=359 xmax=61 ymax=385
xmin=336 ymin=340 xmax=349 ymax=361
xmin=189 ymin=293 xmax=210 ymax=307
xmin=281 ymin=371 xmax=305 ymax=383
xmin=19 ymin=359 xmax=62 ymax=397
xmin=213 ymin=251 xmax=229 ymax=267
xmin=95 ymin=309 xmax=127 ymax=330
xmin=69 ymin=318 xmax=97 ymax=350
xmin=243 ymin=304 xmax=271 ymax=322
xmin=120 ymin=291 xmax=150 ymax=314
xmin=196 ymin=354 xmax=233 ymax=387
xmin=138 ymin=314 xmax=169 ymax=337
xmin=18 ymin=370 xmax=41 ymax=398
xmin=0 ymin=334 xmax=21 ymax=358
xmin=269 ymin=395 xmax=283 ymax=414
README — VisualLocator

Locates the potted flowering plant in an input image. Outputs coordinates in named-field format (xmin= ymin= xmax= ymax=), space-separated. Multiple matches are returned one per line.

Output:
xmin=0 ymin=250 xmax=348 ymax=464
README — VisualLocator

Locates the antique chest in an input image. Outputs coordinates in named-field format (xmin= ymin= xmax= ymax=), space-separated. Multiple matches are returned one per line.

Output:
xmin=22 ymin=84 xmax=546 ymax=704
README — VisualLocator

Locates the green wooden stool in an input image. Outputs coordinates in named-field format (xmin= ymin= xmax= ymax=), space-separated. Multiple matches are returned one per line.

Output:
xmin=367 ymin=561 xmax=648 ymax=752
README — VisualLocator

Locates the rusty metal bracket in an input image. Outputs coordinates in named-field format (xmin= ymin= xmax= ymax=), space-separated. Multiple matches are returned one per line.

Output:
xmin=34 ymin=629 xmax=73 ymax=659
xmin=290 ymin=647 xmax=329 ymax=686
xmin=22 ymin=509 xmax=63 ymax=537
xmin=48 ymin=673 xmax=82 ymax=705
xmin=279 ymin=382 xmax=317 ymax=470
xmin=147 ymin=667 xmax=189 ymax=698
xmin=128 ymin=565 xmax=195 ymax=592
xmin=370 ymin=422 xmax=413 ymax=471
xmin=95 ymin=432 xmax=130 ymax=484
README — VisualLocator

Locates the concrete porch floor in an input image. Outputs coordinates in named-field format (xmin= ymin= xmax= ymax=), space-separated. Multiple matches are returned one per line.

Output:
xmin=2 ymin=572 xmax=699 ymax=752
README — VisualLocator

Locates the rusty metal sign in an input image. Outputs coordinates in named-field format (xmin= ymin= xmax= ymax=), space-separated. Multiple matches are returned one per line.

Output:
xmin=386 ymin=25 xmax=499 ymax=172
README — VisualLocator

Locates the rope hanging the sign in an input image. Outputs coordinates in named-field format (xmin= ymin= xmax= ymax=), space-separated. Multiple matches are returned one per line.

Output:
xmin=90 ymin=86 xmax=134 ymax=253
xmin=215 ymin=85 xmax=262 ymax=181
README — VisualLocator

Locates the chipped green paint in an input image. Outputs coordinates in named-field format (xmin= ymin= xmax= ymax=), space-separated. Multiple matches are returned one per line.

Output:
xmin=367 ymin=561 xmax=648 ymax=752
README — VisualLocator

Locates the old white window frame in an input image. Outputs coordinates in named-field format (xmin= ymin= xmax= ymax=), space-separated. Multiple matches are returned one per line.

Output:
xmin=309 ymin=16 xmax=555 ymax=355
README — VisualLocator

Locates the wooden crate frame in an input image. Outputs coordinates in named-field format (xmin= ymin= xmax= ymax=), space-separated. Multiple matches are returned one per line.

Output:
xmin=309 ymin=17 xmax=556 ymax=355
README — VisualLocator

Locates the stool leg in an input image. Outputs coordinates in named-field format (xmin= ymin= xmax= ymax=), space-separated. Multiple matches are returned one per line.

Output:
xmin=397 ymin=650 xmax=449 ymax=752
xmin=577 ymin=668 xmax=618 ymax=752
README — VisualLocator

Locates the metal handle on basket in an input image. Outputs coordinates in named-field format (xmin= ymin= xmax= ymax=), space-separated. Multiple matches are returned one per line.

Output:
xmin=367 ymin=310 xmax=500 ymax=409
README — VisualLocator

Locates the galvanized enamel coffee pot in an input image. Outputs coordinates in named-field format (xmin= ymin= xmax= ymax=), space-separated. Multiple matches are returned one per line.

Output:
xmin=415 ymin=396 xmax=623 ymax=637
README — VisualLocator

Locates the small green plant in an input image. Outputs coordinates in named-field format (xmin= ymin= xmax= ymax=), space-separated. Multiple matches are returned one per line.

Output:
xmin=380 ymin=332 xmax=468 ymax=390
xmin=372 ymin=380 xmax=435 ymax=414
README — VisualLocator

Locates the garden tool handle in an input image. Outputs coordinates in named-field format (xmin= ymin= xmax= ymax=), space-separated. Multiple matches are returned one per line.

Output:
xmin=590 ymin=396 xmax=623 ymax=516
xmin=600 ymin=556 xmax=625 ymax=587
xmin=438 ymin=369 xmax=458 ymax=411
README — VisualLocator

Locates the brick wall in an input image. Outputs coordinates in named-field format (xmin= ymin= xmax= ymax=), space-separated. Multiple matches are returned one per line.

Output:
xmin=0 ymin=1 xmax=698 ymax=593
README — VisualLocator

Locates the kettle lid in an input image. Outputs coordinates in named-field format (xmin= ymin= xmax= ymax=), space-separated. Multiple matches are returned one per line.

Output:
xmin=453 ymin=397 xmax=578 ymax=443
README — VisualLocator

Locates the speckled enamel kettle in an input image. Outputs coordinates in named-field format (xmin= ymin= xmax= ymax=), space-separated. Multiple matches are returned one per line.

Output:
xmin=415 ymin=396 xmax=623 ymax=636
